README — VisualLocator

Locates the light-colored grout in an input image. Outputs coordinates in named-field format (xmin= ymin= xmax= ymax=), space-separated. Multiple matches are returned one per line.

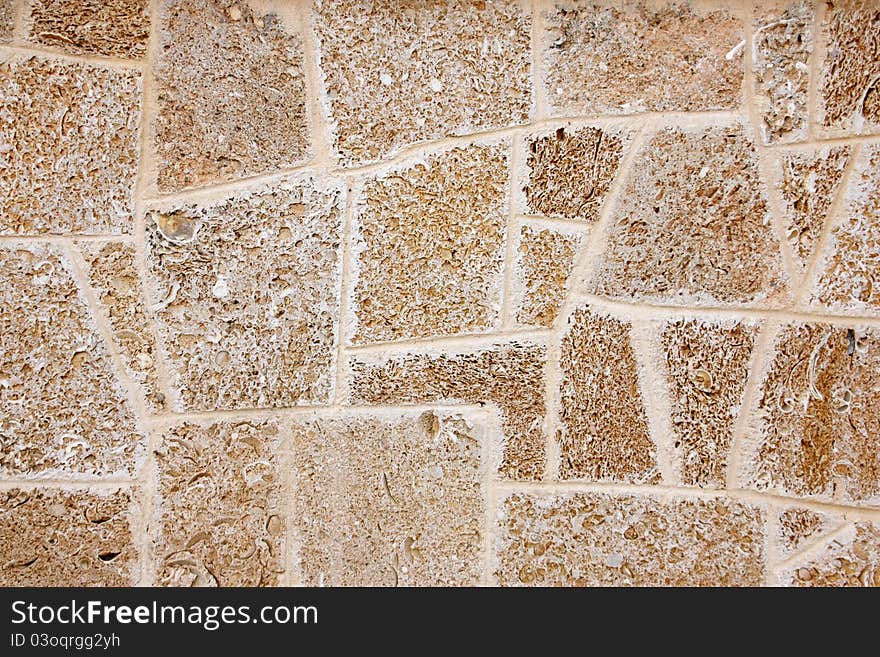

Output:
xmin=0 ymin=479 xmax=136 ymax=489
xmin=0 ymin=234 xmax=136 ymax=243
xmin=480 ymin=407 xmax=499 ymax=586
xmin=346 ymin=327 xmax=551 ymax=355
xmin=333 ymin=183 xmax=354 ymax=404
xmin=770 ymin=521 xmax=853 ymax=574
xmin=807 ymin=1 xmax=826 ymax=140
xmin=764 ymin=504 xmax=781 ymax=586
xmin=529 ymin=0 xmax=546 ymax=121
xmin=0 ymin=41 xmax=145 ymax=70
xmin=11 ymin=0 xmax=29 ymax=42
xmin=500 ymin=138 xmax=522 ymax=329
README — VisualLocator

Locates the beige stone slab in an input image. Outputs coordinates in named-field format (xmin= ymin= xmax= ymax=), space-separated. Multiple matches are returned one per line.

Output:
xmin=781 ymin=522 xmax=880 ymax=586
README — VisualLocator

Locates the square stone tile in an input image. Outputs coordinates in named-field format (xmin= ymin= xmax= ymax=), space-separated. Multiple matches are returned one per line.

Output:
xmin=781 ymin=522 xmax=880 ymax=586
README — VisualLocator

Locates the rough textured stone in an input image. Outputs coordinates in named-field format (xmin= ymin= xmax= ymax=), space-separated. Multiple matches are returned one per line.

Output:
xmin=661 ymin=318 xmax=757 ymax=488
xmin=592 ymin=124 xmax=787 ymax=307
xmin=514 ymin=225 xmax=582 ymax=328
xmin=777 ymin=507 xmax=842 ymax=557
xmin=154 ymin=0 xmax=309 ymax=192
xmin=0 ymin=0 xmax=15 ymax=41
xmin=778 ymin=145 xmax=851 ymax=267
xmin=818 ymin=1 xmax=880 ymax=135
xmin=154 ymin=420 xmax=284 ymax=587
xmin=352 ymin=144 xmax=507 ymax=344
xmin=782 ymin=522 xmax=880 ymax=586
xmin=293 ymin=412 xmax=483 ymax=586
xmin=77 ymin=241 xmax=165 ymax=412
xmin=28 ymin=0 xmax=150 ymax=59
xmin=146 ymin=178 xmax=342 ymax=411
xmin=496 ymin=493 xmax=765 ymax=586
xmin=350 ymin=342 xmax=546 ymax=481
xmin=523 ymin=126 xmax=630 ymax=222
xmin=812 ymin=144 xmax=880 ymax=313
xmin=746 ymin=323 xmax=880 ymax=505
xmin=543 ymin=1 xmax=743 ymax=116
xmin=752 ymin=1 xmax=812 ymax=145
xmin=0 ymin=244 xmax=142 ymax=477
xmin=559 ymin=306 xmax=658 ymax=483
xmin=314 ymin=0 xmax=531 ymax=166
xmin=0 ymin=488 xmax=136 ymax=586
xmin=0 ymin=56 xmax=141 ymax=235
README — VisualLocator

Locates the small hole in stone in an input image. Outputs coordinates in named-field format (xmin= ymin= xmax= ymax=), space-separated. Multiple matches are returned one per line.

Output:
xmin=98 ymin=551 xmax=121 ymax=562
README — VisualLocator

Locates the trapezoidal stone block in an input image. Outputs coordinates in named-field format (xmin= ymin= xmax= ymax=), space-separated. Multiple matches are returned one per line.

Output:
xmin=350 ymin=143 xmax=507 ymax=345
xmin=495 ymin=492 xmax=765 ymax=586
xmin=591 ymin=123 xmax=788 ymax=307
xmin=313 ymin=0 xmax=531 ymax=166
xmin=145 ymin=177 xmax=342 ymax=411
xmin=541 ymin=0 xmax=744 ymax=116
xmin=0 ymin=55 xmax=141 ymax=235
xmin=0 ymin=244 xmax=143 ymax=478
xmin=154 ymin=420 xmax=285 ymax=586
xmin=350 ymin=341 xmax=546 ymax=481
xmin=780 ymin=522 xmax=880 ymax=586
xmin=0 ymin=488 xmax=137 ymax=586
xmin=154 ymin=0 xmax=309 ymax=192
xmin=776 ymin=507 xmax=843 ymax=558
xmin=292 ymin=411 xmax=484 ymax=586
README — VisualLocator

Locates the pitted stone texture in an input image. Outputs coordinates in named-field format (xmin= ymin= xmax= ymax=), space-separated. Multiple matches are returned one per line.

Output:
xmin=746 ymin=323 xmax=880 ymax=505
xmin=155 ymin=0 xmax=308 ymax=192
xmin=314 ymin=0 xmax=531 ymax=166
xmin=559 ymin=306 xmax=658 ymax=483
xmin=78 ymin=242 xmax=165 ymax=412
xmin=514 ymin=225 xmax=582 ymax=328
xmin=155 ymin=420 xmax=284 ymax=587
xmin=817 ymin=1 xmax=880 ymax=135
xmin=543 ymin=1 xmax=743 ymax=116
xmin=350 ymin=342 xmax=546 ymax=481
xmin=293 ymin=412 xmax=483 ymax=586
xmin=752 ymin=2 xmax=813 ymax=145
xmin=146 ymin=179 xmax=341 ymax=411
xmin=777 ymin=507 xmax=842 ymax=557
xmin=0 ymin=488 xmax=136 ymax=586
xmin=592 ymin=125 xmax=787 ymax=307
xmin=352 ymin=144 xmax=507 ymax=344
xmin=495 ymin=493 xmax=765 ymax=586
xmin=811 ymin=144 xmax=880 ymax=314
xmin=0 ymin=57 xmax=141 ymax=234
xmin=0 ymin=244 xmax=142 ymax=477
xmin=661 ymin=318 xmax=757 ymax=488
xmin=0 ymin=0 xmax=14 ymax=41
xmin=28 ymin=0 xmax=150 ymax=58
xmin=782 ymin=522 xmax=880 ymax=586
xmin=523 ymin=126 xmax=630 ymax=222
xmin=778 ymin=145 xmax=851 ymax=267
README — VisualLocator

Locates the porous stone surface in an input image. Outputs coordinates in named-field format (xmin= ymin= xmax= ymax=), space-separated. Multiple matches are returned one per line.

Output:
xmin=28 ymin=0 xmax=150 ymax=59
xmin=592 ymin=124 xmax=788 ymax=307
xmin=313 ymin=0 xmax=531 ymax=166
xmin=661 ymin=318 xmax=757 ymax=488
xmin=0 ymin=488 xmax=136 ymax=586
xmin=558 ymin=306 xmax=658 ymax=483
xmin=782 ymin=522 xmax=880 ymax=586
xmin=154 ymin=0 xmax=309 ymax=192
xmin=0 ymin=0 xmax=15 ymax=41
xmin=745 ymin=323 xmax=880 ymax=506
xmin=777 ymin=507 xmax=841 ymax=557
xmin=145 ymin=178 xmax=342 ymax=411
xmin=542 ymin=1 xmax=743 ymax=116
xmin=0 ymin=244 xmax=142 ymax=477
xmin=0 ymin=56 xmax=141 ymax=235
xmin=350 ymin=342 xmax=546 ymax=481
xmin=495 ymin=493 xmax=765 ymax=586
xmin=351 ymin=143 xmax=507 ymax=344
xmin=293 ymin=411 xmax=483 ymax=586
xmin=514 ymin=225 xmax=582 ymax=328
xmin=154 ymin=420 xmax=284 ymax=586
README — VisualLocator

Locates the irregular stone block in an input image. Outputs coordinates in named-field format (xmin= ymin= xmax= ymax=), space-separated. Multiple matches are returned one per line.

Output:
xmin=776 ymin=507 xmax=842 ymax=557
xmin=782 ymin=522 xmax=880 ymax=586
xmin=0 ymin=0 xmax=15 ymax=41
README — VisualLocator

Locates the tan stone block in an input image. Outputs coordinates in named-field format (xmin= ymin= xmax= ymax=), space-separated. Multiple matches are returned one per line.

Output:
xmin=782 ymin=522 xmax=880 ymax=586
xmin=559 ymin=306 xmax=658 ymax=483
xmin=0 ymin=488 xmax=137 ymax=586
xmin=146 ymin=178 xmax=341 ymax=411
xmin=0 ymin=56 xmax=141 ymax=235
xmin=817 ymin=0 xmax=880 ymax=136
xmin=313 ymin=0 xmax=531 ymax=166
xmin=0 ymin=244 xmax=142 ymax=477
xmin=293 ymin=411 xmax=484 ymax=586
xmin=592 ymin=124 xmax=788 ymax=306
xmin=154 ymin=0 xmax=309 ymax=192
xmin=776 ymin=507 xmax=842 ymax=557
xmin=752 ymin=1 xmax=813 ymax=145
xmin=28 ymin=0 xmax=150 ymax=59
xmin=154 ymin=420 xmax=284 ymax=586
xmin=661 ymin=318 xmax=758 ymax=487
xmin=542 ymin=1 xmax=743 ymax=116
xmin=351 ymin=143 xmax=507 ymax=344
xmin=0 ymin=0 xmax=15 ymax=41
xmin=495 ymin=492 xmax=765 ymax=586
xmin=745 ymin=323 xmax=880 ymax=505
xmin=513 ymin=225 xmax=583 ymax=328
xmin=350 ymin=342 xmax=546 ymax=481
xmin=77 ymin=241 xmax=165 ymax=412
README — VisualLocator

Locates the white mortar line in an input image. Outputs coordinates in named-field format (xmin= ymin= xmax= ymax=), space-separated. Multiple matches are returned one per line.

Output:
xmin=0 ymin=479 xmax=136 ymax=489
xmin=529 ymin=0 xmax=546 ymax=121
xmin=770 ymin=521 xmax=854 ymax=575
xmin=11 ymin=0 xmax=29 ymax=42
xmin=0 ymin=42 xmax=145 ymax=70
xmin=346 ymin=327 xmax=551 ymax=355
xmin=0 ymin=234 xmax=136 ymax=243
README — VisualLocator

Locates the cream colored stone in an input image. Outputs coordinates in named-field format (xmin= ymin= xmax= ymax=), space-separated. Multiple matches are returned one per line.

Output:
xmin=780 ymin=522 xmax=880 ymax=586
xmin=514 ymin=225 xmax=583 ymax=328
xmin=28 ymin=0 xmax=150 ymax=58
